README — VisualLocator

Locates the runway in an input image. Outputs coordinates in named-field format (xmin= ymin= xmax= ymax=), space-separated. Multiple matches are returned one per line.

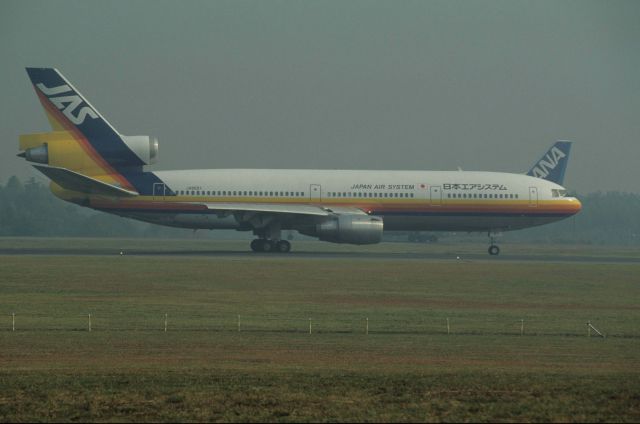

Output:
xmin=0 ymin=246 xmax=638 ymax=264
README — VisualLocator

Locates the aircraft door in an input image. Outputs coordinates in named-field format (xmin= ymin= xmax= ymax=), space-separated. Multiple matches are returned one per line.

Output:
xmin=309 ymin=184 xmax=321 ymax=202
xmin=430 ymin=186 xmax=442 ymax=206
xmin=153 ymin=183 xmax=166 ymax=200
xmin=529 ymin=186 xmax=538 ymax=207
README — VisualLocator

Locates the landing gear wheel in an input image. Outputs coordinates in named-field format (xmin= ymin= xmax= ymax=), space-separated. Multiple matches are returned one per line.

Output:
xmin=275 ymin=240 xmax=291 ymax=253
xmin=250 ymin=239 xmax=261 ymax=252
xmin=261 ymin=240 xmax=274 ymax=253
xmin=488 ymin=245 xmax=500 ymax=256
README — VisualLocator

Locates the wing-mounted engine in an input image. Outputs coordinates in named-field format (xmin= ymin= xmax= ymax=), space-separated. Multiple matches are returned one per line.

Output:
xmin=300 ymin=214 xmax=384 ymax=244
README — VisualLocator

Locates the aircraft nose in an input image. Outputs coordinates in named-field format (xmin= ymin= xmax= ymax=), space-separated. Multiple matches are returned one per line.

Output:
xmin=572 ymin=197 xmax=582 ymax=214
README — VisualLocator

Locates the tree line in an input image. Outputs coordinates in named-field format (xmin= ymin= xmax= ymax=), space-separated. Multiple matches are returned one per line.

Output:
xmin=0 ymin=176 xmax=638 ymax=244
xmin=0 ymin=176 xmax=186 ymax=238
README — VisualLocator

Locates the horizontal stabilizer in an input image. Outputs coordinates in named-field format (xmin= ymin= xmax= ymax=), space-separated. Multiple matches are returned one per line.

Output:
xmin=32 ymin=165 xmax=139 ymax=197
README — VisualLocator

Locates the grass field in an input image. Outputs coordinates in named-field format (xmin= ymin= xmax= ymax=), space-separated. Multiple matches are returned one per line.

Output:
xmin=0 ymin=239 xmax=639 ymax=421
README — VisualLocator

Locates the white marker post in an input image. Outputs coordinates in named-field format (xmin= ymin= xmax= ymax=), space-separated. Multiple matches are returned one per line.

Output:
xmin=88 ymin=313 xmax=92 ymax=332
xmin=237 ymin=315 xmax=241 ymax=332
xmin=164 ymin=313 xmax=168 ymax=332
xmin=587 ymin=321 xmax=605 ymax=338
xmin=12 ymin=313 xmax=15 ymax=332
xmin=309 ymin=318 xmax=312 ymax=335
xmin=366 ymin=317 xmax=369 ymax=335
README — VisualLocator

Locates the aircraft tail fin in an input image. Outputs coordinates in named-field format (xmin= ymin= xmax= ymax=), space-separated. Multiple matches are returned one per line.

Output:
xmin=25 ymin=68 xmax=126 ymax=142
xmin=526 ymin=141 xmax=573 ymax=185
xmin=21 ymin=68 xmax=159 ymax=192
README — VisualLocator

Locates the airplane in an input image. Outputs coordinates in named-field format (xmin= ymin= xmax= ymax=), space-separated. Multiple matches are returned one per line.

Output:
xmin=18 ymin=68 xmax=581 ymax=255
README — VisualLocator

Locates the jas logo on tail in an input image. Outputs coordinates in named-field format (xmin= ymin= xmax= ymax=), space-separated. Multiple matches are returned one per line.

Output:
xmin=36 ymin=83 xmax=98 ymax=125
xmin=530 ymin=147 xmax=566 ymax=179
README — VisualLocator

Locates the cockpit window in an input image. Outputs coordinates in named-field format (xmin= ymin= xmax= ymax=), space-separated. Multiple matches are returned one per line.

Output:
xmin=551 ymin=189 xmax=567 ymax=198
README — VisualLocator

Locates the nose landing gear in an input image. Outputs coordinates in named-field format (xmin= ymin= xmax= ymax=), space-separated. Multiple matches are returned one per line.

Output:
xmin=488 ymin=231 xmax=501 ymax=256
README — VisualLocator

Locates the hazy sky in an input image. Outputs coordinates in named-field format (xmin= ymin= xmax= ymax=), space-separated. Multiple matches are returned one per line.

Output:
xmin=1 ymin=0 xmax=638 ymax=193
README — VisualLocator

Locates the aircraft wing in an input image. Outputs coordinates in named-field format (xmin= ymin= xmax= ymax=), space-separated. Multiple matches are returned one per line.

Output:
xmin=33 ymin=165 xmax=139 ymax=197
xmin=195 ymin=202 xmax=368 ymax=217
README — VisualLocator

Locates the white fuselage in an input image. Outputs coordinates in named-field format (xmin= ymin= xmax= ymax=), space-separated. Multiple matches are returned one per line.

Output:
xmin=91 ymin=168 xmax=581 ymax=234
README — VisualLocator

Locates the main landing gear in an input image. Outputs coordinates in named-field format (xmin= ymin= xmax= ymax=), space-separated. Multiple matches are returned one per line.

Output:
xmin=250 ymin=239 xmax=291 ymax=253
xmin=249 ymin=221 xmax=292 ymax=253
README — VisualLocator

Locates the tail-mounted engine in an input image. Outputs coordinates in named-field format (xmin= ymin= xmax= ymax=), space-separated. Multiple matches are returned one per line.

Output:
xmin=18 ymin=131 xmax=159 ymax=171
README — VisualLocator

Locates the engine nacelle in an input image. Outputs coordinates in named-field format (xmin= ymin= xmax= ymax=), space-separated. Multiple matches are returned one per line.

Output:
xmin=315 ymin=215 xmax=384 ymax=245
xmin=120 ymin=135 xmax=159 ymax=165
xmin=22 ymin=144 xmax=49 ymax=164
